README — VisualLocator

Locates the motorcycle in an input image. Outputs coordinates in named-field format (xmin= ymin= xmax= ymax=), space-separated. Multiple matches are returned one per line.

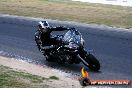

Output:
xmin=36 ymin=29 xmax=100 ymax=71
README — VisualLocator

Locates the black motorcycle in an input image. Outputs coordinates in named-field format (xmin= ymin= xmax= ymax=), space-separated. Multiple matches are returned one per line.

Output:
xmin=36 ymin=29 xmax=100 ymax=71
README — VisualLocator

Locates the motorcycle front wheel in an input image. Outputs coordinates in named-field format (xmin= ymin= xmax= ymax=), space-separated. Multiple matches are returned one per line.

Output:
xmin=84 ymin=54 xmax=100 ymax=71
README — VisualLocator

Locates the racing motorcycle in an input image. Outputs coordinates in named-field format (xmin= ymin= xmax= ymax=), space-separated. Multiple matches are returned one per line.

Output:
xmin=36 ymin=29 xmax=100 ymax=71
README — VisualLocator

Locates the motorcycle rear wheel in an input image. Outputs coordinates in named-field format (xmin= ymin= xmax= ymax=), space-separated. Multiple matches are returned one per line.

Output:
xmin=45 ymin=55 xmax=54 ymax=62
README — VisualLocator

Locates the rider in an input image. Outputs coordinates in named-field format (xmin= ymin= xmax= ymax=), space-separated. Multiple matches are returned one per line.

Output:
xmin=35 ymin=21 xmax=73 ymax=53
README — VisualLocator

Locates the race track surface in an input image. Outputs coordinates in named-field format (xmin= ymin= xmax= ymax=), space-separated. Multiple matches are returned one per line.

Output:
xmin=0 ymin=15 xmax=132 ymax=86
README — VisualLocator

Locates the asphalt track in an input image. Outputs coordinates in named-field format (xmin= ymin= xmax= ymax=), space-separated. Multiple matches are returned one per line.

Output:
xmin=0 ymin=15 xmax=132 ymax=87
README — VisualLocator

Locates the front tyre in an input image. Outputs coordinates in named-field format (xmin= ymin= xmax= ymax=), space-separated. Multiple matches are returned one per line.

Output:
xmin=84 ymin=54 xmax=100 ymax=71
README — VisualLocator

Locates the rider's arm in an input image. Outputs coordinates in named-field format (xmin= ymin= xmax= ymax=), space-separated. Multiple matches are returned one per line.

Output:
xmin=50 ymin=26 xmax=72 ymax=31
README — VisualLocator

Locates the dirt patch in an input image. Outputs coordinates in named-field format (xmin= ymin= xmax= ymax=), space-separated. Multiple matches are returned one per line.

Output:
xmin=0 ymin=56 xmax=81 ymax=88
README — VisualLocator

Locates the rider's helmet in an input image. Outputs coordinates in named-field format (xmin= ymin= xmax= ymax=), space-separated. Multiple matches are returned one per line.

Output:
xmin=38 ymin=21 xmax=49 ymax=32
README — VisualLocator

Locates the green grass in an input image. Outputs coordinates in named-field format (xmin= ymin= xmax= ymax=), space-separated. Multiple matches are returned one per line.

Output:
xmin=0 ymin=65 xmax=59 ymax=88
xmin=0 ymin=0 xmax=132 ymax=28
xmin=49 ymin=76 xmax=59 ymax=80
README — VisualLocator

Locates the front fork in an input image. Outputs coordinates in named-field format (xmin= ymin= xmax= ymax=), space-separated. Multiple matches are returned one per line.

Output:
xmin=78 ymin=47 xmax=87 ymax=58
xmin=77 ymin=54 xmax=89 ymax=66
xmin=78 ymin=47 xmax=89 ymax=66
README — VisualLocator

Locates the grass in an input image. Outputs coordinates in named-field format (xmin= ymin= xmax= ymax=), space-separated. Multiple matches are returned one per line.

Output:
xmin=49 ymin=76 xmax=59 ymax=80
xmin=0 ymin=65 xmax=59 ymax=88
xmin=0 ymin=0 xmax=132 ymax=28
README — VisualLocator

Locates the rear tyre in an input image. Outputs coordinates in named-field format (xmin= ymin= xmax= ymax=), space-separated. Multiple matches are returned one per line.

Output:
xmin=84 ymin=54 xmax=100 ymax=71
xmin=45 ymin=55 xmax=53 ymax=62
xmin=44 ymin=52 xmax=54 ymax=62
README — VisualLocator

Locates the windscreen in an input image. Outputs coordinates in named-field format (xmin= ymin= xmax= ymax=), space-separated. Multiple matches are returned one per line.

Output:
xmin=63 ymin=30 xmax=82 ymax=44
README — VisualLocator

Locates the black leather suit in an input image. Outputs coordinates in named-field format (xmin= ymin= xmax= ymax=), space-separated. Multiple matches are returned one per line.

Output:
xmin=35 ymin=26 xmax=71 ymax=51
